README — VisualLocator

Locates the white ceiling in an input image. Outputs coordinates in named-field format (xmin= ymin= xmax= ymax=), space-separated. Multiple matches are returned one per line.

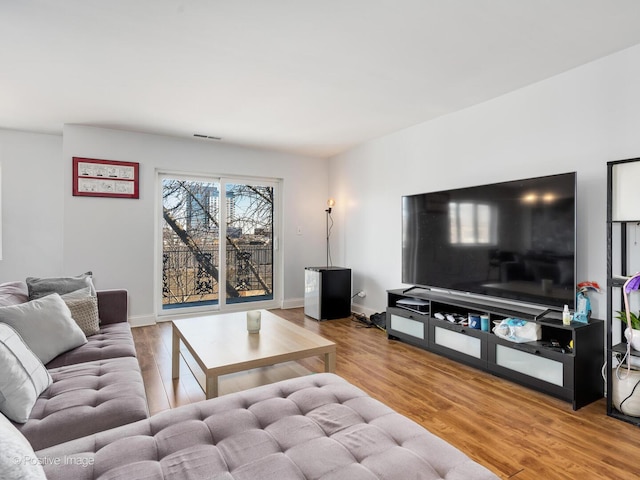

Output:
xmin=3 ymin=1 xmax=640 ymax=158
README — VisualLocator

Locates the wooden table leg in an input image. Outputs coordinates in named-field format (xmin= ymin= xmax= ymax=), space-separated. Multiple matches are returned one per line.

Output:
xmin=325 ymin=350 xmax=336 ymax=373
xmin=206 ymin=373 xmax=219 ymax=399
xmin=172 ymin=324 xmax=180 ymax=379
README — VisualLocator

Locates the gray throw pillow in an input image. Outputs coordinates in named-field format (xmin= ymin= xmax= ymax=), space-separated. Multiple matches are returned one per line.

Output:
xmin=60 ymin=287 xmax=92 ymax=301
xmin=0 ymin=294 xmax=87 ymax=364
xmin=0 ymin=324 xmax=52 ymax=423
xmin=26 ymin=272 xmax=96 ymax=300
xmin=0 ymin=413 xmax=47 ymax=479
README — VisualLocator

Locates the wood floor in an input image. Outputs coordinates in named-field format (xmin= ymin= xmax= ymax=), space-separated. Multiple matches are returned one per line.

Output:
xmin=132 ymin=308 xmax=640 ymax=480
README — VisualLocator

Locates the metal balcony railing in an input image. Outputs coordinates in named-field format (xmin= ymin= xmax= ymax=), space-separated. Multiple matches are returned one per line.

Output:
xmin=162 ymin=245 xmax=273 ymax=308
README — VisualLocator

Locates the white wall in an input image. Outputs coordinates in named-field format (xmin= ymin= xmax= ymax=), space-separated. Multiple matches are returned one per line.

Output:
xmin=6 ymin=43 xmax=640 ymax=323
xmin=1 ymin=126 xmax=328 ymax=323
xmin=61 ymin=126 xmax=329 ymax=323
xmin=335 ymin=43 xmax=640 ymax=320
xmin=0 ymin=130 xmax=64 ymax=280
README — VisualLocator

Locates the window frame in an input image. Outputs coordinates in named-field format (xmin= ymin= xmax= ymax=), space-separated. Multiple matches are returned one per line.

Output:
xmin=155 ymin=170 xmax=282 ymax=318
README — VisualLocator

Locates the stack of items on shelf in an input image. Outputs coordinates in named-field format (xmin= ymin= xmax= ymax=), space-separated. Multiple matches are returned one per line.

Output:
xmin=612 ymin=273 xmax=640 ymax=417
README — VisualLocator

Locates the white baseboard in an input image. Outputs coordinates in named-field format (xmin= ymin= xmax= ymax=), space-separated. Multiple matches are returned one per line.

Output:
xmin=128 ymin=314 xmax=157 ymax=328
xmin=282 ymin=297 xmax=304 ymax=309
xmin=351 ymin=303 xmax=381 ymax=319
xmin=127 ymin=303 xmax=382 ymax=326
xmin=280 ymin=299 xmax=380 ymax=319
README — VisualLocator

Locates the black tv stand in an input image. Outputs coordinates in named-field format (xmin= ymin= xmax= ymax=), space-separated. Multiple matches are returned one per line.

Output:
xmin=402 ymin=285 xmax=430 ymax=295
xmin=533 ymin=308 xmax=562 ymax=322
xmin=386 ymin=288 xmax=603 ymax=410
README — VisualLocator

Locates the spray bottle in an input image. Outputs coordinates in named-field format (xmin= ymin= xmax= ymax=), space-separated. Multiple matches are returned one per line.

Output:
xmin=562 ymin=304 xmax=571 ymax=326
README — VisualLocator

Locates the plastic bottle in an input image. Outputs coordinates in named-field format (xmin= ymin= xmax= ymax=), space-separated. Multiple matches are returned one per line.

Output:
xmin=562 ymin=304 xmax=571 ymax=326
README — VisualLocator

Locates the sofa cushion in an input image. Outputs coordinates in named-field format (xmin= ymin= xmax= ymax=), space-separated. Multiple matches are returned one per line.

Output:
xmin=0 ymin=324 xmax=52 ymax=423
xmin=0 ymin=413 xmax=47 ymax=480
xmin=45 ymin=322 xmax=136 ymax=368
xmin=38 ymin=373 xmax=498 ymax=480
xmin=64 ymin=295 xmax=100 ymax=336
xmin=16 ymin=356 xmax=149 ymax=451
xmin=0 ymin=281 xmax=29 ymax=307
xmin=26 ymin=272 xmax=96 ymax=300
xmin=0 ymin=293 xmax=87 ymax=364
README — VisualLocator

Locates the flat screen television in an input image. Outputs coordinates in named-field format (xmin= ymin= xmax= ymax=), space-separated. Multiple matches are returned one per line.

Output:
xmin=402 ymin=172 xmax=576 ymax=309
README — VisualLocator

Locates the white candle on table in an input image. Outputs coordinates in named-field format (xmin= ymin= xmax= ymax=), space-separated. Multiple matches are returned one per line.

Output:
xmin=247 ymin=311 xmax=261 ymax=333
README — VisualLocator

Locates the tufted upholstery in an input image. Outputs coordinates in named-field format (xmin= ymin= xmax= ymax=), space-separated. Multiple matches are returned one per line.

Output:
xmin=15 ymin=357 xmax=148 ymax=451
xmin=0 ymin=283 xmax=148 ymax=453
xmin=39 ymin=373 xmax=497 ymax=480
xmin=45 ymin=323 xmax=136 ymax=368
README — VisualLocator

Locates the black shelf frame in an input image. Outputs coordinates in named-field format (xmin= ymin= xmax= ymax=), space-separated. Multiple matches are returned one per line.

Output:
xmin=606 ymin=158 xmax=640 ymax=426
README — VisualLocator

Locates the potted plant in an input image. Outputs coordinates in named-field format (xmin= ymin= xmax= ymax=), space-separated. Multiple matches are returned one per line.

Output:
xmin=616 ymin=310 xmax=640 ymax=350
xmin=612 ymin=273 xmax=640 ymax=416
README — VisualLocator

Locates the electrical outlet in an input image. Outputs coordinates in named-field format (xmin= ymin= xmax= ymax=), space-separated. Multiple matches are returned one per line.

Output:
xmin=357 ymin=291 xmax=366 ymax=298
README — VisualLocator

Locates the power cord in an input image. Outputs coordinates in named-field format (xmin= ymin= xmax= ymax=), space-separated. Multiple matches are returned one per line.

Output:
xmin=326 ymin=209 xmax=334 ymax=267
xmin=351 ymin=312 xmax=373 ymax=328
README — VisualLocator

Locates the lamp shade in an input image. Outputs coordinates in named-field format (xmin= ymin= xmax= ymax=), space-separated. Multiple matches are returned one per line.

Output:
xmin=612 ymin=162 xmax=640 ymax=221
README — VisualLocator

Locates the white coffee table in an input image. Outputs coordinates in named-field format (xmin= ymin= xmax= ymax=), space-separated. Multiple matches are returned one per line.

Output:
xmin=172 ymin=310 xmax=337 ymax=398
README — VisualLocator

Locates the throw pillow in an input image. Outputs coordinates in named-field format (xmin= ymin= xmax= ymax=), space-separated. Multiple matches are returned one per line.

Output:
xmin=26 ymin=272 xmax=96 ymax=300
xmin=0 ymin=324 xmax=52 ymax=423
xmin=0 ymin=294 xmax=87 ymax=364
xmin=63 ymin=296 xmax=100 ymax=336
xmin=0 ymin=413 xmax=47 ymax=479
xmin=0 ymin=282 xmax=29 ymax=307
xmin=60 ymin=286 xmax=92 ymax=301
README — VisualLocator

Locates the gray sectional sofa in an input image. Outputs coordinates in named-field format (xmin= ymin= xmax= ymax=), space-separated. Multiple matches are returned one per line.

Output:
xmin=0 ymin=281 xmax=149 ymax=451
xmin=38 ymin=373 xmax=497 ymax=480
xmin=0 ymin=278 xmax=498 ymax=480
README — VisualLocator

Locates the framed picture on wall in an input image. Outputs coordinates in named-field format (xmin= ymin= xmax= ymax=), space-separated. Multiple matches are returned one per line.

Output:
xmin=72 ymin=157 xmax=139 ymax=198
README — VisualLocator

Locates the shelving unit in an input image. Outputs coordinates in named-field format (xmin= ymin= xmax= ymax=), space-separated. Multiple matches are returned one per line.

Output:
xmin=387 ymin=288 xmax=603 ymax=410
xmin=606 ymin=158 xmax=640 ymax=425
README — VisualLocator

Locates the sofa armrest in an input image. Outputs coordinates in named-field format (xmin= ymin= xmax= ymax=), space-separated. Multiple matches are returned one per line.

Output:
xmin=97 ymin=290 xmax=128 ymax=325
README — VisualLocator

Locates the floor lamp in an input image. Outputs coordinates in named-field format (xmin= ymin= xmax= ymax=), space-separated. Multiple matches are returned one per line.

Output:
xmin=325 ymin=198 xmax=335 ymax=268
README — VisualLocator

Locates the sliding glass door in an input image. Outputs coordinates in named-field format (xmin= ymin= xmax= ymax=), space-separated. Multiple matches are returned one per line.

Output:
xmin=223 ymin=181 xmax=274 ymax=304
xmin=159 ymin=173 xmax=277 ymax=314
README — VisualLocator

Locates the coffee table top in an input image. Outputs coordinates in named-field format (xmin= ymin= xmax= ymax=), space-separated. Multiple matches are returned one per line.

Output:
xmin=172 ymin=310 xmax=336 ymax=375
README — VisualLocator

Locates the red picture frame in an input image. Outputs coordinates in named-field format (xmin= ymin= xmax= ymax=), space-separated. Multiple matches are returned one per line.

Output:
xmin=72 ymin=157 xmax=139 ymax=199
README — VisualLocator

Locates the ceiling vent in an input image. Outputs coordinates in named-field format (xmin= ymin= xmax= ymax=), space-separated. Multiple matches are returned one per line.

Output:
xmin=193 ymin=134 xmax=222 ymax=140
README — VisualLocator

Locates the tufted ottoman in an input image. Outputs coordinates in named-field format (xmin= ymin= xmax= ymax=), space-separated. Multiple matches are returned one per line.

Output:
xmin=15 ymin=356 xmax=148 ymax=451
xmin=38 ymin=373 xmax=498 ymax=480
